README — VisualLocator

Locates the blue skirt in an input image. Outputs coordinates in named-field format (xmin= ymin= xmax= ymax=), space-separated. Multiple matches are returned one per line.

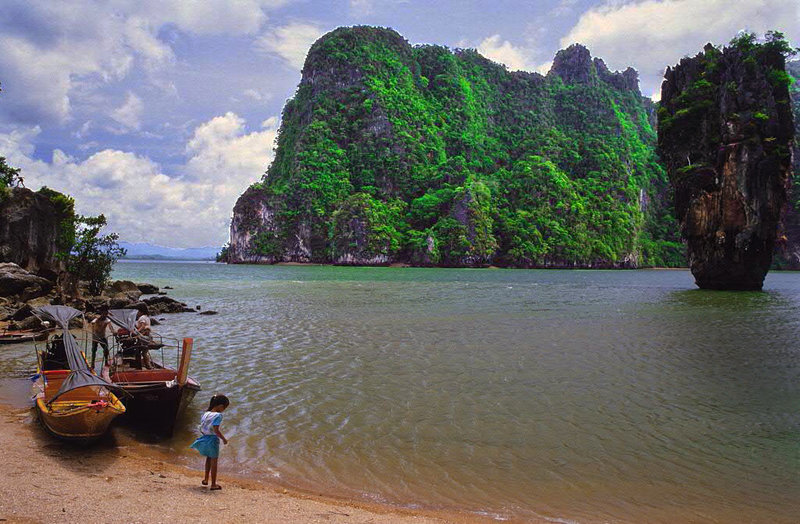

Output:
xmin=190 ymin=434 xmax=220 ymax=458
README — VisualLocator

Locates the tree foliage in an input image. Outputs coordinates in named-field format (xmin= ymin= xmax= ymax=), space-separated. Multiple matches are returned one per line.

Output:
xmin=66 ymin=214 xmax=126 ymax=295
xmin=0 ymin=156 xmax=23 ymax=200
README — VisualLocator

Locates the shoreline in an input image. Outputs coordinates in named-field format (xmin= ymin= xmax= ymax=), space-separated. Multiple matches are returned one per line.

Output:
xmin=251 ymin=261 xmax=695 ymax=270
xmin=0 ymin=401 xmax=507 ymax=524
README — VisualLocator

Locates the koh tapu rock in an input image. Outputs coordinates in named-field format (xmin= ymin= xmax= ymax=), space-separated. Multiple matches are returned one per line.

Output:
xmin=658 ymin=35 xmax=795 ymax=290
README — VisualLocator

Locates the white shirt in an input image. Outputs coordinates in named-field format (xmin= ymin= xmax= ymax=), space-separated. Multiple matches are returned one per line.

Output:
xmin=136 ymin=314 xmax=151 ymax=334
xmin=199 ymin=411 xmax=222 ymax=436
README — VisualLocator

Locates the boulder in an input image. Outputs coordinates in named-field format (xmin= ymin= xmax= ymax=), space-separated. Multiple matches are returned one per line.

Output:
xmin=143 ymin=295 xmax=195 ymax=314
xmin=86 ymin=296 xmax=111 ymax=312
xmin=8 ymin=315 xmax=44 ymax=331
xmin=0 ymin=262 xmax=53 ymax=298
xmin=106 ymin=280 xmax=142 ymax=300
xmin=26 ymin=296 xmax=51 ymax=309
xmin=20 ymin=284 xmax=46 ymax=302
xmin=198 ymin=310 xmax=218 ymax=315
xmin=126 ymin=300 xmax=146 ymax=311
xmin=137 ymin=282 xmax=159 ymax=294
xmin=109 ymin=294 xmax=139 ymax=309
xmin=7 ymin=304 xmax=33 ymax=321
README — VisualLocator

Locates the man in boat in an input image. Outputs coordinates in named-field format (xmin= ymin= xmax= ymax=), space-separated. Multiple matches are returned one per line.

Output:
xmin=135 ymin=305 xmax=154 ymax=369
xmin=89 ymin=308 xmax=111 ymax=371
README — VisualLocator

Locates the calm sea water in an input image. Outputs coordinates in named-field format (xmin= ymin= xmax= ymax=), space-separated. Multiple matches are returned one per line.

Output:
xmin=3 ymin=262 xmax=800 ymax=522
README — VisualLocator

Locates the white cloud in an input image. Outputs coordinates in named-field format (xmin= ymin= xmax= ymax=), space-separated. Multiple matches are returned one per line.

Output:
xmin=0 ymin=114 xmax=279 ymax=248
xmin=347 ymin=0 xmax=409 ymax=17
xmin=243 ymin=88 xmax=273 ymax=102
xmin=124 ymin=0 xmax=288 ymax=36
xmin=0 ymin=0 xmax=290 ymax=124
xmin=122 ymin=16 xmax=175 ymax=69
xmin=551 ymin=0 xmax=579 ymax=17
xmin=349 ymin=0 xmax=375 ymax=16
xmin=255 ymin=23 xmax=326 ymax=69
xmin=534 ymin=61 xmax=553 ymax=75
xmin=477 ymin=35 xmax=534 ymax=71
xmin=185 ymin=112 xmax=278 ymax=184
xmin=111 ymin=92 xmax=144 ymax=131
xmin=561 ymin=0 xmax=800 ymax=95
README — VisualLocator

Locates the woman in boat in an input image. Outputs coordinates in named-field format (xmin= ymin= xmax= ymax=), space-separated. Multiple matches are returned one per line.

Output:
xmin=134 ymin=306 xmax=154 ymax=369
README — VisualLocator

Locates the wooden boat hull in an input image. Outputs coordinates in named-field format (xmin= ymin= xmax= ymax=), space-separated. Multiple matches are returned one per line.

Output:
xmin=111 ymin=368 xmax=200 ymax=436
xmin=1 ymin=330 xmax=47 ymax=344
xmin=33 ymin=372 xmax=126 ymax=442
xmin=36 ymin=397 xmax=125 ymax=442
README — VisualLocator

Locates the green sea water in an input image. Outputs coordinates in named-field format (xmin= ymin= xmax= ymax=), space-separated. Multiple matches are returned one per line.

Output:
xmin=3 ymin=262 xmax=800 ymax=522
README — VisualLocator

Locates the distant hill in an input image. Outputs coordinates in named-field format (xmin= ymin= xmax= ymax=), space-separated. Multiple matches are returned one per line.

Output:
xmin=119 ymin=242 xmax=219 ymax=260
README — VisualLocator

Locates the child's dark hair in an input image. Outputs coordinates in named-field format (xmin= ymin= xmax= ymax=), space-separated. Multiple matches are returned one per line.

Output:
xmin=208 ymin=394 xmax=230 ymax=410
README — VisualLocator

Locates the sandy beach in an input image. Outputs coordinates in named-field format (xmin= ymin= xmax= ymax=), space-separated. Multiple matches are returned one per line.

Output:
xmin=0 ymin=403 xmax=494 ymax=524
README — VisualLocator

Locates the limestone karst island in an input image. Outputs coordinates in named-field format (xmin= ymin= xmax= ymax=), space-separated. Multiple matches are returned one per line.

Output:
xmin=0 ymin=2 xmax=799 ymax=523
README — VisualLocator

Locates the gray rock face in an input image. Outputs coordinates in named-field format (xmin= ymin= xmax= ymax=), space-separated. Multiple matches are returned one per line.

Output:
xmin=0 ymin=188 xmax=65 ymax=274
xmin=658 ymin=42 xmax=794 ymax=290
xmin=550 ymin=44 xmax=596 ymax=85
xmin=0 ymin=262 xmax=53 ymax=298
xmin=593 ymin=58 xmax=639 ymax=92
xmin=774 ymin=60 xmax=800 ymax=268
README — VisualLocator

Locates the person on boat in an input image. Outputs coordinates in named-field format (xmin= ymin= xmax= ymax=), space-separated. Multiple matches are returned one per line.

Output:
xmin=89 ymin=309 xmax=111 ymax=371
xmin=190 ymin=394 xmax=230 ymax=490
xmin=135 ymin=306 xmax=154 ymax=369
xmin=135 ymin=306 xmax=152 ymax=337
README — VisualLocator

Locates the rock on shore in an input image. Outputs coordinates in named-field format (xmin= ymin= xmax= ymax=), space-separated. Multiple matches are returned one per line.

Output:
xmin=0 ymin=272 xmax=195 ymax=329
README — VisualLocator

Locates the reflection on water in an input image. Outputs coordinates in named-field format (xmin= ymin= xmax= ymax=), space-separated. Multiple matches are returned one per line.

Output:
xmin=4 ymin=263 xmax=800 ymax=522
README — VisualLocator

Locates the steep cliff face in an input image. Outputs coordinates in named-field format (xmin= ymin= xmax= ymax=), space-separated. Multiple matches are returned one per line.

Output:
xmin=774 ymin=59 xmax=800 ymax=268
xmin=228 ymin=26 xmax=681 ymax=267
xmin=658 ymin=37 xmax=795 ymax=289
xmin=0 ymin=187 xmax=71 ymax=277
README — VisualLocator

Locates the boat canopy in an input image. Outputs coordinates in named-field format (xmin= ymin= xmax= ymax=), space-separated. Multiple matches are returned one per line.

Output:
xmin=107 ymin=308 xmax=140 ymax=334
xmin=34 ymin=305 xmax=121 ymax=403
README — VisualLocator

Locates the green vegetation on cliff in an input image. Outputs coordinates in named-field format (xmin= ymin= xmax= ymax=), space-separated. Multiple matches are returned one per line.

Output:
xmin=232 ymin=26 xmax=682 ymax=267
xmin=0 ymin=157 xmax=22 ymax=201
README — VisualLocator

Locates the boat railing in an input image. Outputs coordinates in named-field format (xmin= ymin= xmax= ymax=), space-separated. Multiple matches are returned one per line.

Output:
xmin=153 ymin=335 xmax=184 ymax=370
xmin=108 ymin=331 xmax=184 ymax=372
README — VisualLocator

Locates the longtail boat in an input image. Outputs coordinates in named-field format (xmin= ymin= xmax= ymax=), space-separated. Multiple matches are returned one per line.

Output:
xmin=32 ymin=306 xmax=125 ymax=442
xmin=0 ymin=329 xmax=47 ymax=344
xmin=107 ymin=309 xmax=200 ymax=436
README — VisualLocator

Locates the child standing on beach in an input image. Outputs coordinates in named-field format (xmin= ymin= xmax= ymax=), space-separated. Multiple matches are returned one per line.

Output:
xmin=190 ymin=394 xmax=230 ymax=490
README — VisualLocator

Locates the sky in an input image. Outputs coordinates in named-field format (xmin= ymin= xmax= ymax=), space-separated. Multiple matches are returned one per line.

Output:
xmin=0 ymin=0 xmax=797 ymax=249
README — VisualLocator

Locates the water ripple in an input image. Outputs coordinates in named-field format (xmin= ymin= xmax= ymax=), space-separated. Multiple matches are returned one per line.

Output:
xmin=99 ymin=262 xmax=800 ymax=522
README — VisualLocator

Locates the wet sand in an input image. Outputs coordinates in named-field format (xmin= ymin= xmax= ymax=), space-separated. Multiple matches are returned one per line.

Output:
xmin=0 ymin=404 xmax=497 ymax=524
